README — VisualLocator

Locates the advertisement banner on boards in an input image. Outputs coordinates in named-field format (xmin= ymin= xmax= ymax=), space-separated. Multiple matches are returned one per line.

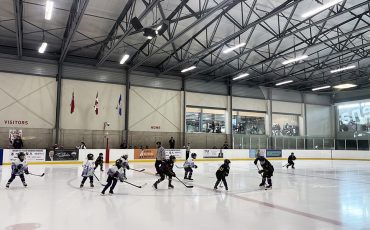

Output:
xmin=134 ymin=149 xmax=156 ymax=159
xmin=249 ymin=149 xmax=266 ymax=158
xmin=203 ymin=149 xmax=223 ymax=158
xmin=165 ymin=149 xmax=185 ymax=159
xmin=266 ymin=150 xmax=282 ymax=158
xmin=7 ymin=149 xmax=45 ymax=162
xmin=46 ymin=149 xmax=79 ymax=161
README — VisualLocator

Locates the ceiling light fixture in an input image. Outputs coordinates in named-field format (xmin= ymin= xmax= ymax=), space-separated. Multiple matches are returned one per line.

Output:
xmin=181 ymin=66 xmax=196 ymax=73
xmin=330 ymin=65 xmax=356 ymax=73
xmin=312 ymin=85 xmax=331 ymax=91
xmin=45 ymin=1 xmax=54 ymax=20
xmin=120 ymin=54 xmax=130 ymax=65
xmin=301 ymin=0 xmax=343 ymax=18
xmin=282 ymin=55 xmax=309 ymax=65
xmin=276 ymin=80 xmax=293 ymax=86
xmin=334 ymin=83 xmax=357 ymax=89
xmin=38 ymin=42 xmax=47 ymax=53
xmin=232 ymin=73 xmax=249 ymax=80
xmin=223 ymin=43 xmax=246 ymax=54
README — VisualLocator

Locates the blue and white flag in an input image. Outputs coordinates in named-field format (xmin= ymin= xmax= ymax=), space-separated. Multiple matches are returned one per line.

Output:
xmin=116 ymin=94 xmax=122 ymax=116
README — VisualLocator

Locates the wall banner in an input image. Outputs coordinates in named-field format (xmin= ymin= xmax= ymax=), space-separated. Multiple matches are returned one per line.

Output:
xmin=165 ymin=149 xmax=185 ymax=159
xmin=266 ymin=149 xmax=282 ymax=158
xmin=46 ymin=149 xmax=79 ymax=161
xmin=134 ymin=149 xmax=156 ymax=159
xmin=203 ymin=149 xmax=223 ymax=158
xmin=7 ymin=149 xmax=45 ymax=162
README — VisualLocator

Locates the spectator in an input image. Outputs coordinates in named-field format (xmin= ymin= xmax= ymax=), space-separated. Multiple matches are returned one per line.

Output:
xmin=169 ymin=137 xmax=175 ymax=149
xmin=77 ymin=142 xmax=87 ymax=149
xmin=186 ymin=143 xmax=191 ymax=159
xmin=13 ymin=135 xmax=23 ymax=149
xmin=120 ymin=141 xmax=127 ymax=149
xmin=222 ymin=142 xmax=229 ymax=149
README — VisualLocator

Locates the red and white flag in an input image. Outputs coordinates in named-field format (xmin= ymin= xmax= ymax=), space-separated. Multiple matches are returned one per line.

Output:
xmin=70 ymin=92 xmax=75 ymax=114
xmin=94 ymin=92 xmax=99 ymax=115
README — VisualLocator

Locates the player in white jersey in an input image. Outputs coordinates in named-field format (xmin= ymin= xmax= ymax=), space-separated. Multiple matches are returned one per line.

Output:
xmin=119 ymin=154 xmax=130 ymax=180
xmin=80 ymin=153 xmax=95 ymax=188
xmin=101 ymin=159 xmax=125 ymax=195
xmin=183 ymin=153 xmax=198 ymax=180
xmin=6 ymin=152 xmax=29 ymax=188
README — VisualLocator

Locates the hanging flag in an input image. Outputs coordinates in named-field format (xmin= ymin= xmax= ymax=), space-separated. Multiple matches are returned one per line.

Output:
xmin=116 ymin=94 xmax=122 ymax=116
xmin=94 ymin=92 xmax=99 ymax=115
xmin=70 ymin=92 xmax=75 ymax=114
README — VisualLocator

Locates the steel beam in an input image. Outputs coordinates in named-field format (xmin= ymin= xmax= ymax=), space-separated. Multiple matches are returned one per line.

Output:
xmin=13 ymin=0 xmax=23 ymax=58
xmin=59 ymin=0 xmax=89 ymax=63
xmin=97 ymin=0 xmax=161 ymax=66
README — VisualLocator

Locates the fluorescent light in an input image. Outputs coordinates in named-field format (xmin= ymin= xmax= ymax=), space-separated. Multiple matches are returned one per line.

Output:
xmin=276 ymin=80 xmax=293 ymax=86
xmin=282 ymin=55 xmax=309 ymax=65
xmin=223 ymin=43 xmax=246 ymax=54
xmin=233 ymin=73 xmax=249 ymax=80
xmin=120 ymin=54 xmax=130 ymax=64
xmin=338 ymin=104 xmax=359 ymax=109
xmin=181 ymin=66 xmax=196 ymax=73
xmin=45 ymin=1 xmax=54 ymax=20
xmin=330 ymin=65 xmax=356 ymax=73
xmin=156 ymin=25 xmax=162 ymax=31
xmin=147 ymin=36 xmax=153 ymax=40
xmin=312 ymin=85 xmax=331 ymax=91
xmin=334 ymin=83 xmax=357 ymax=89
xmin=38 ymin=42 xmax=47 ymax=53
xmin=301 ymin=0 xmax=343 ymax=18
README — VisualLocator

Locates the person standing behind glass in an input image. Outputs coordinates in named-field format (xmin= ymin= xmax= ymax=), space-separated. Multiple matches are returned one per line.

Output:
xmin=169 ymin=137 xmax=175 ymax=149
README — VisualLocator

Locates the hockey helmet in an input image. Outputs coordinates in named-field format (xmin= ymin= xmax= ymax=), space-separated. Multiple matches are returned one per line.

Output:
xmin=122 ymin=154 xmax=128 ymax=160
xmin=18 ymin=152 xmax=25 ymax=161
xmin=224 ymin=159 xmax=231 ymax=165
xmin=169 ymin=155 xmax=176 ymax=162
xmin=191 ymin=153 xmax=197 ymax=159
xmin=115 ymin=159 xmax=123 ymax=168
xmin=87 ymin=153 xmax=94 ymax=160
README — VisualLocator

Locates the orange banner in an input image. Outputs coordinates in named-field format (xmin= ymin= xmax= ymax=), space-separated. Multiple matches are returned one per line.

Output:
xmin=134 ymin=149 xmax=157 ymax=159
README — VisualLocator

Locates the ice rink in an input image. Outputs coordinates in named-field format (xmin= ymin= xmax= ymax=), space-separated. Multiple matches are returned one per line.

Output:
xmin=1 ymin=160 xmax=370 ymax=230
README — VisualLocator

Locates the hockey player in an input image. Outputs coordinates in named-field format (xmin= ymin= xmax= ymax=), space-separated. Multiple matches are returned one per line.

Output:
xmin=153 ymin=155 xmax=176 ymax=189
xmin=119 ymin=154 xmax=130 ymax=180
xmin=286 ymin=152 xmax=296 ymax=169
xmin=101 ymin=159 xmax=124 ymax=195
xmin=214 ymin=159 xmax=230 ymax=191
xmin=80 ymin=153 xmax=95 ymax=188
xmin=94 ymin=153 xmax=104 ymax=171
xmin=184 ymin=153 xmax=198 ymax=180
xmin=6 ymin=152 xmax=29 ymax=188
xmin=254 ymin=156 xmax=274 ymax=189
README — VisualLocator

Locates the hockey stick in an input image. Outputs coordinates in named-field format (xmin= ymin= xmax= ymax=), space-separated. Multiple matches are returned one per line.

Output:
xmin=29 ymin=173 xmax=45 ymax=177
xmin=175 ymin=165 xmax=184 ymax=169
xmin=174 ymin=176 xmax=193 ymax=188
xmin=93 ymin=173 xmax=107 ymax=186
xmin=282 ymin=163 xmax=288 ymax=167
xmin=122 ymin=180 xmax=147 ymax=188
xmin=131 ymin=168 xmax=145 ymax=172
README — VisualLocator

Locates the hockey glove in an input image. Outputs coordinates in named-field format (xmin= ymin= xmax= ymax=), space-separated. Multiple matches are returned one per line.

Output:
xmin=194 ymin=165 xmax=198 ymax=169
xmin=17 ymin=164 xmax=23 ymax=169
xmin=25 ymin=170 xmax=29 ymax=175
xmin=258 ymin=170 xmax=264 ymax=174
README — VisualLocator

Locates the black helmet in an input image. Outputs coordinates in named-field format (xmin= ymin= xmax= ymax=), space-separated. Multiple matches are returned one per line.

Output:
xmin=18 ymin=152 xmax=25 ymax=161
xmin=191 ymin=153 xmax=197 ymax=159
xmin=122 ymin=154 xmax=128 ymax=160
xmin=99 ymin=153 xmax=103 ymax=156
xmin=87 ymin=153 xmax=94 ymax=160
xmin=224 ymin=159 xmax=231 ymax=165
xmin=169 ymin=155 xmax=176 ymax=162
xmin=115 ymin=159 xmax=123 ymax=168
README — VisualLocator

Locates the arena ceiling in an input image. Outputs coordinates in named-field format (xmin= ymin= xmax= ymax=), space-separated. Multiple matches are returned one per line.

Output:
xmin=0 ymin=0 xmax=370 ymax=92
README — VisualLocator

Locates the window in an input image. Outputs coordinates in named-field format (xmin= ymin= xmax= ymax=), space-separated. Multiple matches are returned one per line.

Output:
xmin=186 ymin=107 xmax=226 ymax=133
xmin=272 ymin=114 xmax=299 ymax=136
xmin=232 ymin=111 xmax=265 ymax=135
xmin=337 ymin=102 xmax=370 ymax=133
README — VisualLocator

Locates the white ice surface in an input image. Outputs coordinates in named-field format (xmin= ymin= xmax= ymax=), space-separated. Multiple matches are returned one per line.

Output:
xmin=1 ymin=160 xmax=370 ymax=230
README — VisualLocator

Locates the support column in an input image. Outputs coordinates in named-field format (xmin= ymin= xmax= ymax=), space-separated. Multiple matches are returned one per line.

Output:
xmin=228 ymin=79 xmax=233 ymax=148
xmin=124 ymin=68 xmax=130 ymax=146
xmin=182 ymin=77 xmax=186 ymax=148
xmin=267 ymin=88 xmax=273 ymax=149
xmin=54 ymin=64 xmax=63 ymax=145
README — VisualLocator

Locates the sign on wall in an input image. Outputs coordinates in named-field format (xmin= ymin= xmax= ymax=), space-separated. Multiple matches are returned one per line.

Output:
xmin=203 ymin=149 xmax=223 ymax=158
xmin=134 ymin=149 xmax=156 ymax=159
xmin=7 ymin=149 xmax=45 ymax=162
xmin=249 ymin=149 xmax=266 ymax=158
xmin=266 ymin=149 xmax=282 ymax=157
xmin=165 ymin=149 xmax=185 ymax=159
xmin=46 ymin=149 xmax=79 ymax=161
